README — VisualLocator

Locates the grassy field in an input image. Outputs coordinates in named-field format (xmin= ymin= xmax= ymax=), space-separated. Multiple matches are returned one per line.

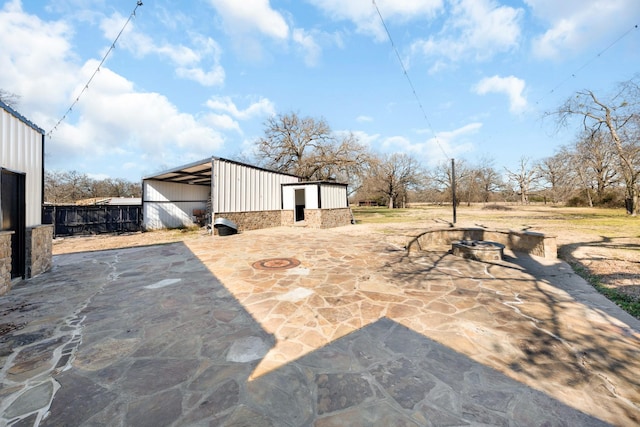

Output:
xmin=352 ymin=204 xmax=640 ymax=238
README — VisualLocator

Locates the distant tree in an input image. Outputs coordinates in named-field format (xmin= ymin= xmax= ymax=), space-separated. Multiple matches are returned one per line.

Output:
xmin=459 ymin=157 xmax=504 ymax=205
xmin=363 ymin=153 xmax=423 ymax=209
xmin=505 ymin=157 xmax=540 ymax=204
xmin=553 ymin=76 xmax=640 ymax=214
xmin=428 ymin=159 xmax=469 ymax=206
xmin=538 ymin=151 xmax=578 ymax=204
xmin=0 ymin=89 xmax=20 ymax=108
xmin=572 ymin=130 xmax=620 ymax=205
xmin=254 ymin=112 xmax=371 ymax=188
xmin=45 ymin=171 xmax=141 ymax=204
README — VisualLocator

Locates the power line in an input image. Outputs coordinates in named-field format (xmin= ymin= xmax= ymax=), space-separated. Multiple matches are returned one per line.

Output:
xmin=372 ymin=0 xmax=450 ymax=160
xmin=536 ymin=23 xmax=638 ymax=105
xmin=47 ymin=1 xmax=144 ymax=138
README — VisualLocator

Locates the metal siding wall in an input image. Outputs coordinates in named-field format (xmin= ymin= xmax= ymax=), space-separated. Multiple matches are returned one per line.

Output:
xmin=143 ymin=201 xmax=206 ymax=229
xmin=320 ymin=185 xmax=348 ymax=209
xmin=282 ymin=186 xmax=294 ymax=210
xmin=305 ymin=184 xmax=319 ymax=209
xmin=143 ymin=180 xmax=209 ymax=201
xmin=142 ymin=180 xmax=209 ymax=229
xmin=0 ymin=108 xmax=43 ymax=227
xmin=213 ymin=159 xmax=299 ymax=213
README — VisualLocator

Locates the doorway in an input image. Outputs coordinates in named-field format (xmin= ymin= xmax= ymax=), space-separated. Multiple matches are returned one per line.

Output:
xmin=1 ymin=169 xmax=26 ymax=279
xmin=294 ymin=189 xmax=305 ymax=222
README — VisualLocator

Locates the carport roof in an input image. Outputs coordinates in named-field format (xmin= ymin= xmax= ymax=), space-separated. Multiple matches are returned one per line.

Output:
xmin=143 ymin=158 xmax=213 ymax=185
xmin=142 ymin=157 xmax=301 ymax=186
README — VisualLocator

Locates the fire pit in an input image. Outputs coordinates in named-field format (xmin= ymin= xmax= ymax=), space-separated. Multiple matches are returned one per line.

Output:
xmin=452 ymin=240 xmax=504 ymax=262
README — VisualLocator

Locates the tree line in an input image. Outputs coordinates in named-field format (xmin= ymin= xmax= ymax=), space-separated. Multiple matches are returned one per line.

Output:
xmin=45 ymin=170 xmax=141 ymax=204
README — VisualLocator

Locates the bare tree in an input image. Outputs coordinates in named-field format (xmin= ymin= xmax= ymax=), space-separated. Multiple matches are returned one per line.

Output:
xmin=470 ymin=157 xmax=503 ymax=204
xmin=505 ymin=157 xmax=540 ymax=204
xmin=538 ymin=151 xmax=579 ymax=204
xmin=553 ymin=77 xmax=640 ymax=214
xmin=254 ymin=112 xmax=370 ymax=186
xmin=45 ymin=171 xmax=141 ymax=204
xmin=365 ymin=153 xmax=424 ymax=209
xmin=572 ymin=130 xmax=620 ymax=205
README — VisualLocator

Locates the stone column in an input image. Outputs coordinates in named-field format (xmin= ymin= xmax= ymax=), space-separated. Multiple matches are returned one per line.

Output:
xmin=0 ymin=231 xmax=14 ymax=295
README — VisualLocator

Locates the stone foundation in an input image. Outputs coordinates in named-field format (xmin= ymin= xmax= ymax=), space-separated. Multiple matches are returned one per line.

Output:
xmin=213 ymin=210 xmax=283 ymax=234
xmin=407 ymin=227 xmax=557 ymax=259
xmin=25 ymin=225 xmax=53 ymax=278
xmin=281 ymin=210 xmax=294 ymax=227
xmin=0 ymin=231 xmax=13 ymax=295
xmin=213 ymin=209 xmax=352 ymax=234
xmin=303 ymin=208 xmax=352 ymax=229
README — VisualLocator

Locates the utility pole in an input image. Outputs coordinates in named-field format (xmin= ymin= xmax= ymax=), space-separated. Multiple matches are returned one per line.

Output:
xmin=451 ymin=158 xmax=457 ymax=224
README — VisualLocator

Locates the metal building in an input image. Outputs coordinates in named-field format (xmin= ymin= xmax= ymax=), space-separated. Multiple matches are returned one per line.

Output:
xmin=142 ymin=157 xmax=353 ymax=232
xmin=0 ymin=100 xmax=52 ymax=293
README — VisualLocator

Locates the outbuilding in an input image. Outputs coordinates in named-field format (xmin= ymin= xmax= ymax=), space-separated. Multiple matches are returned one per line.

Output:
xmin=142 ymin=157 xmax=352 ymax=233
xmin=0 ymin=100 xmax=53 ymax=295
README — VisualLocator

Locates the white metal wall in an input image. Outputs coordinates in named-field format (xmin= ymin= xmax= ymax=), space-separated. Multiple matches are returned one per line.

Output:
xmin=213 ymin=159 xmax=298 ymax=213
xmin=0 ymin=105 xmax=44 ymax=227
xmin=142 ymin=180 xmax=209 ymax=229
xmin=320 ymin=184 xmax=348 ymax=209
xmin=282 ymin=183 xmax=347 ymax=210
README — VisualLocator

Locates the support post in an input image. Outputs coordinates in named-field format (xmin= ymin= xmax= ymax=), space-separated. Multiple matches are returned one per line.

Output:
xmin=451 ymin=158 xmax=457 ymax=224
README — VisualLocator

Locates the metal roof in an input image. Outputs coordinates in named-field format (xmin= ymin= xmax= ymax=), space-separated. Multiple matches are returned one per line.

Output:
xmin=143 ymin=158 xmax=213 ymax=185
xmin=0 ymin=99 xmax=45 ymax=134
xmin=142 ymin=157 xmax=300 ymax=185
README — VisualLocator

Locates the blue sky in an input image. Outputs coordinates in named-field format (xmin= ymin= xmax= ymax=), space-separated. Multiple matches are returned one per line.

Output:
xmin=1 ymin=0 xmax=638 ymax=182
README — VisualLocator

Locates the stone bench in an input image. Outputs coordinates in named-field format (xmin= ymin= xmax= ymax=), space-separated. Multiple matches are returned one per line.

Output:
xmin=406 ymin=227 xmax=557 ymax=259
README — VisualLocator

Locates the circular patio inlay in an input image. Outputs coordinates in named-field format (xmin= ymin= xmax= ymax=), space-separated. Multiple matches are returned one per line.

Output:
xmin=252 ymin=258 xmax=301 ymax=270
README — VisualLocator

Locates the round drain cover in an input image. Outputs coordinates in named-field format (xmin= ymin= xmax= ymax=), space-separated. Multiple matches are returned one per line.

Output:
xmin=252 ymin=258 xmax=301 ymax=270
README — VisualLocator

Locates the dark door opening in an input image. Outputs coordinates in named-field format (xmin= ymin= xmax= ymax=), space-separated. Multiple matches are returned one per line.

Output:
xmin=295 ymin=189 xmax=305 ymax=222
xmin=1 ymin=169 xmax=26 ymax=279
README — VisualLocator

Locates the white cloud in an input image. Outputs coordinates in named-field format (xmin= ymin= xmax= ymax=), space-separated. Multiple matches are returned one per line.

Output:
xmin=378 ymin=122 xmax=481 ymax=164
xmin=293 ymin=28 xmax=322 ymax=67
xmin=0 ymin=0 xmax=78 ymax=116
xmin=203 ymin=96 xmax=276 ymax=135
xmin=308 ymin=0 xmax=444 ymax=41
xmin=411 ymin=0 xmax=523 ymax=70
xmin=46 ymin=61 xmax=226 ymax=171
xmin=208 ymin=0 xmax=289 ymax=40
xmin=205 ymin=96 xmax=275 ymax=120
xmin=99 ymin=13 xmax=225 ymax=86
xmin=0 ymin=2 xmax=229 ymax=180
xmin=474 ymin=75 xmax=527 ymax=114
xmin=525 ymin=0 xmax=640 ymax=59
xmin=356 ymin=115 xmax=373 ymax=123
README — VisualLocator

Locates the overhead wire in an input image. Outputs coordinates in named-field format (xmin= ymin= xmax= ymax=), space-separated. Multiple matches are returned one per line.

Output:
xmin=371 ymin=0 xmax=450 ymax=160
xmin=47 ymin=1 xmax=144 ymax=138
xmin=535 ymin=23 xmax=638 ymax=105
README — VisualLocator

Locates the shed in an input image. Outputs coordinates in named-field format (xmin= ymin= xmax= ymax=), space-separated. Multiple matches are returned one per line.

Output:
xmin=142 ymin=157 xmax=352 ymax=233
xmin=0 ymin=100 xmax=53 ymax=294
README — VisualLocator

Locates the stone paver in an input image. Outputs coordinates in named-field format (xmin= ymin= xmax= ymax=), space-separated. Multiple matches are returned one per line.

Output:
xmin=1 ymin=224 xmax=639 ymax=426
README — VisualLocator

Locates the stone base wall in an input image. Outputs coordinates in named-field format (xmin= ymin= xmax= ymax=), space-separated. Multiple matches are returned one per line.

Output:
xmin=281 ymin=210 xmax=294 ymax=227
xmin=304 ymin=208 xmax=352 ymax=229
xmin=214 ymin=210 xmax=283 ymax=234
xmin=407 ymin=227 xmax=557 ymax=259
xmin=25 ymin=225 xmax=53 ymax=278
xmin=0 ymin=231 xmax=13 ymax=296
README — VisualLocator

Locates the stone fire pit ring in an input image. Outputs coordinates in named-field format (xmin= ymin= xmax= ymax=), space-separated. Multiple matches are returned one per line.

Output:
xmin=452 ymin=240 xmax=505 ymax=262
